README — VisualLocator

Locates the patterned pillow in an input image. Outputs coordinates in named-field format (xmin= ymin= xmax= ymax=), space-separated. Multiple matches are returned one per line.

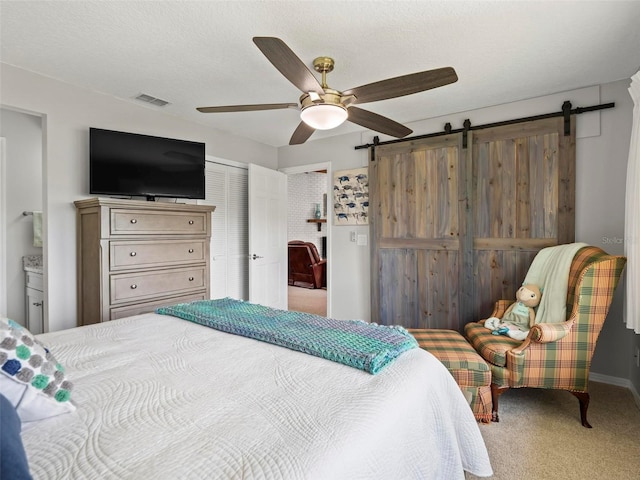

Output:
xmin=0 ymin=317 xmax=74 ymax=422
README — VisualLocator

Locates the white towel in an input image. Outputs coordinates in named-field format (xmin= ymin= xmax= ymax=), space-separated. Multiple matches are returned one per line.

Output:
xmin=32 ymin=211 xmax=42 ymax=247
xmin=524 ymin=242 xmax=588 ymax=324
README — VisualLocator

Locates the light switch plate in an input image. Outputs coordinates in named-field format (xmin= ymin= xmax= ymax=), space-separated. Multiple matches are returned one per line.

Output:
xmin=357 ymin=234 xmax=368 ymax=246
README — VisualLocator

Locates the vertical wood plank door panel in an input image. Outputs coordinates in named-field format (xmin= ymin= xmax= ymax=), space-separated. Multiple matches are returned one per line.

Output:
xmin=371 ymin=135 xmax=464 ymax=329
xmin=471 ymin=117 xmax=575 ymax=319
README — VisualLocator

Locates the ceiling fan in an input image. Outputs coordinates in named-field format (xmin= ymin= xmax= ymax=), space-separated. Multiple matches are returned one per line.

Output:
xmin=197 ymin=37 xmax=458 ymax=145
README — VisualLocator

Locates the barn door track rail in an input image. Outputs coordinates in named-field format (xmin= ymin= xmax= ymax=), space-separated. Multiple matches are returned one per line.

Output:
xmin=355 ymin=101 xmax=615 ymax=153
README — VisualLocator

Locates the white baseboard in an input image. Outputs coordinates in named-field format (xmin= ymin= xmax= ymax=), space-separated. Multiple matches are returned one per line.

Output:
xmin=589 ymin=372 xmax=640 ymax=410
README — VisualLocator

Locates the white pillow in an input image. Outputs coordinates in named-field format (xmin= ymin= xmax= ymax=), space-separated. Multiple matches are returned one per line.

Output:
xmin=0 ymin=317 xmax=75 ymax=422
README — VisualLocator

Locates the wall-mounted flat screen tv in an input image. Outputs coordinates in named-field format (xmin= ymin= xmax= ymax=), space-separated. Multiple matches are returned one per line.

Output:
xmin=90 ymin=128 xmax=206 ymax=200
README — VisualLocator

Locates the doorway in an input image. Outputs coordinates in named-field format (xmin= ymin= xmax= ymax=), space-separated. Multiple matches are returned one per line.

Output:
xmin=0 ymin=108 xmax=44 ymax=328
xmin=281 ymin=162 xmax=331 ymax=317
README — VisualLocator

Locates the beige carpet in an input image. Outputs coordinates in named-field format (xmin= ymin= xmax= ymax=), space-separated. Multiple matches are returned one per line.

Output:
xmin=288 ymin=285 xmax=327 ymax=316
xmin=466 ymin=382 xmax=640 ymax=479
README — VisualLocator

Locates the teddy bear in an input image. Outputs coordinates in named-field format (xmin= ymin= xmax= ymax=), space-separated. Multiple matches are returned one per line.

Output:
xmin=484 ymin=284 xmax=542 ymax=341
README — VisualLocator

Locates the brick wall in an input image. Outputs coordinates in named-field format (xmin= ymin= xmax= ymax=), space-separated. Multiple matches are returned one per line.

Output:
xmin=288 ymin=171 xmax=326 ymax=256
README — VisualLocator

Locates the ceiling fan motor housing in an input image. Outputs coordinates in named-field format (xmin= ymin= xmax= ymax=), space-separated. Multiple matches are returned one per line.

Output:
xmin=299 ymin=88 xmax=344 ymax=109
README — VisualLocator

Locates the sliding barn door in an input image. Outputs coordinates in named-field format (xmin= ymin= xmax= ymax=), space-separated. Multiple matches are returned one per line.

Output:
xmin=471 ymin=116 xmax=575 ymax=318
xmin=370 ymin=134 xmax=465 ymax=329
xmin=370 ymin=116 xmax=575 ymax=329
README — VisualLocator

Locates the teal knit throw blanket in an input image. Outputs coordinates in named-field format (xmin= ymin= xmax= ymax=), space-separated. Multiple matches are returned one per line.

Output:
xmin=157 ymin=298 xmax=417 ymax=375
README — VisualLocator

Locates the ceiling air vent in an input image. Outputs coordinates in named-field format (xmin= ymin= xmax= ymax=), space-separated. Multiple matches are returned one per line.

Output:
xmin=134 ymin=93 xmax=170 ymax=107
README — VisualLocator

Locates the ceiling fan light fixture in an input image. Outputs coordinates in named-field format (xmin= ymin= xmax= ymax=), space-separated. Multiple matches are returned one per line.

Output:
xmin=300 ymin=104 xmax=348 ymax=130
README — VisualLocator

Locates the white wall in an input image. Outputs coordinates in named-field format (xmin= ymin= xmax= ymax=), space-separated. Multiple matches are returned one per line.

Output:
xmin=278 ymin=80 xmax=635 ymax=381
xmin=579 ymin=80 xmax=633 ymax=382
xmin=0 ymin=63 xmax=278 ymax=332
xmin=0 ymin=108 xmax=43 ymax=325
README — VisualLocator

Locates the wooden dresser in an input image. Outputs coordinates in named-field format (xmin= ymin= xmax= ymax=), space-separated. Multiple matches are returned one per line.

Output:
xmin=74 ymin=198 xmax=215 ymax=325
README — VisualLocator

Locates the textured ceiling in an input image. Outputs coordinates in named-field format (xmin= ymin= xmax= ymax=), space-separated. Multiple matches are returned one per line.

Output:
xmin=2 ymin=1 xmax=640 ymax=147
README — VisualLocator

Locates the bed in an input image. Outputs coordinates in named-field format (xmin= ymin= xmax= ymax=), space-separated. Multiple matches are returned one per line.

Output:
xmin=10 ymin=301 xmax=492 ymax=479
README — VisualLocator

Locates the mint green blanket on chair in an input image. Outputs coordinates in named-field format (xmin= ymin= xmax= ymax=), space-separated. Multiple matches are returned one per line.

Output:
xmin=524 ymin=242 xmax=588 ymax=324
xmin=157 ymin=298 xmax=418 ymax=374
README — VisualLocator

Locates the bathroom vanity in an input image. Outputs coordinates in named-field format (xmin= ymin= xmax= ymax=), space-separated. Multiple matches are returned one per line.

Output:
xmin=23 ymin=255 xmax=44 ymax=334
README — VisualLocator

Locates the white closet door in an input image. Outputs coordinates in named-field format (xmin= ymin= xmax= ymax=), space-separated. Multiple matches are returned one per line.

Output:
xmin=225 ymin=167 xmax=248 ymax=299
xmin=201 ymin=162 xmax=248 ymax=300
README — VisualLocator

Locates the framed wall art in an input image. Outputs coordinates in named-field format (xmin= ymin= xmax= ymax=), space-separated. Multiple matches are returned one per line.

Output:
xmin=332 ymin=167 xmax=369 ymax=225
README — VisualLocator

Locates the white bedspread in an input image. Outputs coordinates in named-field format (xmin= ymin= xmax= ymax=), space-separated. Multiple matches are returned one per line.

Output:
xmin=22 ymin=313 xmax=492 ymax=479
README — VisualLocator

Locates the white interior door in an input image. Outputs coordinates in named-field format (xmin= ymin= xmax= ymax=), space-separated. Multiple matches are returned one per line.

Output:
xmin=248 ymin=164 xmax=287 ymax=309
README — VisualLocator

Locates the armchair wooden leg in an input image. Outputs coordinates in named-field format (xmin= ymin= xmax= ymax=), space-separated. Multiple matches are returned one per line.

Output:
xmin=570 ymin=391 xmax=592 ymax=428
xmin=491 ymin=384 xmax=509 ymax=422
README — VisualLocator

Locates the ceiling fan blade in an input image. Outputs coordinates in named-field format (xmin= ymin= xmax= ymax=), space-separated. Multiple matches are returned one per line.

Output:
xmin=253 ymin=37 xmax=324 ymax=94
xmin=347 ymin=106 xmax=412 ymax=138
xmin=289 ymin=122 xmax=316 ymax=145
xmin=343 ymin=67 xmax=458 ymax=105
xmin=197 ymin=103 xmax=297 ymax=113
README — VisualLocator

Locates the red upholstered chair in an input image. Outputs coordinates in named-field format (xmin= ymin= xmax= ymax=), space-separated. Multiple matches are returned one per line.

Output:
xmin=288 ymin=241 xmax=326 ymax=289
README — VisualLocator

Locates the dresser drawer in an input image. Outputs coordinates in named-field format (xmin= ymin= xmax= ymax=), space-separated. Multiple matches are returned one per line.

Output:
xmin=110 ymin=266 xmax=206 ymax=304
xmin=110 ymin=209 xmax=208 ymax=236
xmin=110 ymin=240 xmax=206 ymax=270
xmin=109 ymin=293 xmax=207 ymax=320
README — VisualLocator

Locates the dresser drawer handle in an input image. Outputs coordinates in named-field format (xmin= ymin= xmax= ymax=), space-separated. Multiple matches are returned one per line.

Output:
xmin=130 ymin=251 xmax=137 ymax=257
xmin=188 ymin=220 xmax=194 ymax=225
xmin=130 ymin=284 xmax=137 ymax=289
xmin=188 ymin=277 xmax=194 ymax=282
xmin=188 ymin=249 xmax=194 ymax=253
xmin=130 ymin=219 xmax=137 ymax=224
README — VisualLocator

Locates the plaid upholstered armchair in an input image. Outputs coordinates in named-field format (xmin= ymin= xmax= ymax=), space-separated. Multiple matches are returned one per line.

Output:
xmin=464 ymin=246 xmax=626 ymax=428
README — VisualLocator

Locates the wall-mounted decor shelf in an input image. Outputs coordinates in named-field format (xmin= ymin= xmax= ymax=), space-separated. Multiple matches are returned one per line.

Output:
xmin=307 ymin=218 xmax=326 ymax=231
